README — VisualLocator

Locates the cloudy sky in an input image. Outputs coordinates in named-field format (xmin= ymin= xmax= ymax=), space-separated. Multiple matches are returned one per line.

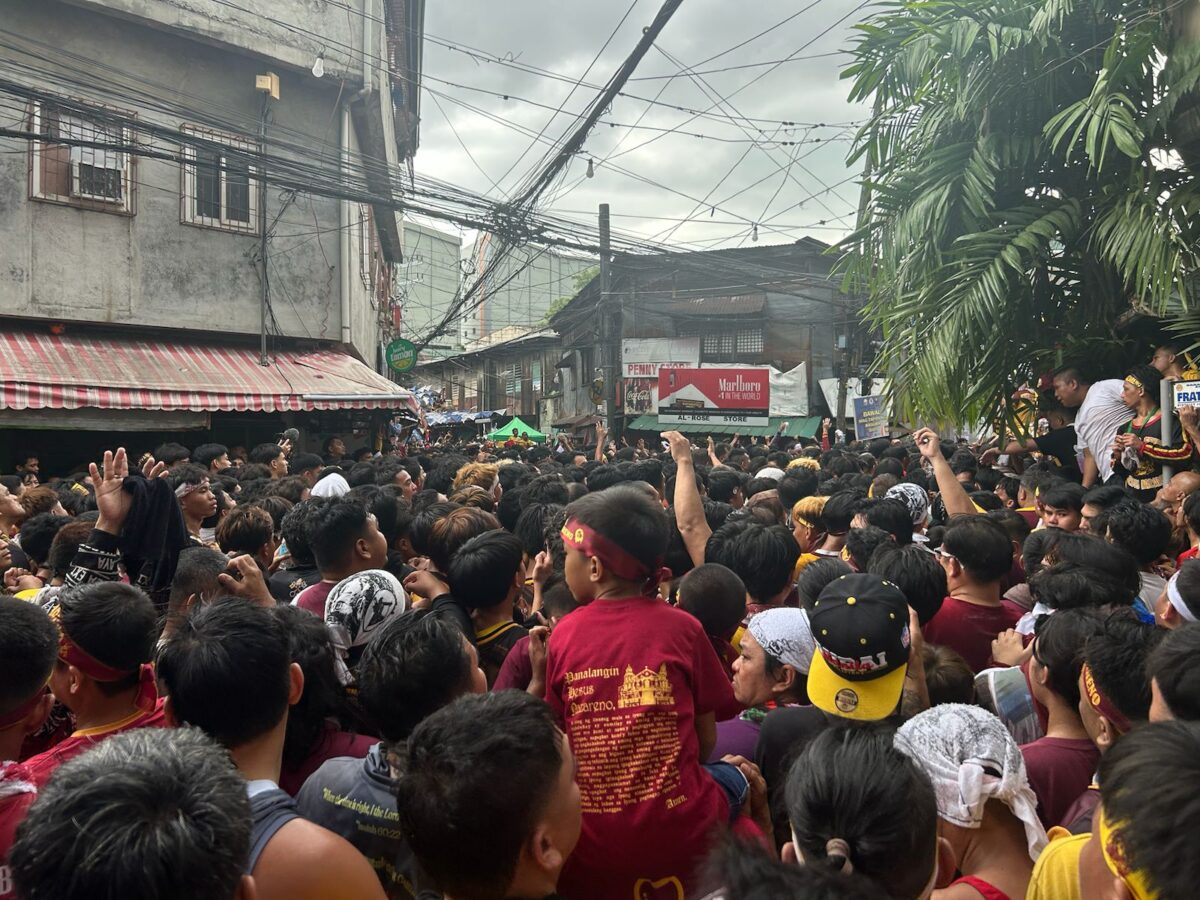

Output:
xmin=415 ymin=1 xmax=872 ymax=252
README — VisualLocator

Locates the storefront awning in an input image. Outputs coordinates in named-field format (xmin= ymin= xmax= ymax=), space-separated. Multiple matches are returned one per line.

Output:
xmin=0 ymin=330 xmax=416 ymax=413
xmin=625 ymin=414 xmax=822 ymax=439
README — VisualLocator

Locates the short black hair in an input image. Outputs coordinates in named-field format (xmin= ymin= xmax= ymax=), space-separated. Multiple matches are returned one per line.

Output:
xmin=167 ymin=546 xmax=228 ymax=625
xmin=279 ymin=498 xmax=322 ymax=566
xmin=777 ymin=470 xmax=818 ymax=509
xmin=17 ymin=513 xmax=69 ymax=568
xmin=941 ymin=516 xmax=1013 ymax=583
xmin=157 ymin=598 xmax=292 ymax=748
xmin=986 ymin=508 xmax=1031 ymax=547
xmin=0 ymin=596 xmax=57 ymax=716
xmin=845 ymin=526 xmax=894 ymax=572
xmin=678 ymin=563 xmax=747 ymax=639
xmin=1184 ymin=491 xmax=1200 ymax=535
xmin=428 ymin=507 xmax=501 ymax=574
xmin=797 ymin=558 xmax=853 ymax=610
xmin=249 ymin=442 xmax=284 ymax=465
xmin=863 ymin=498 xmax=912 ymax=545
xmin=1033 ymin=608 xmax=1102 ymax=708
xmin=707 ymin=468 xmax=744 ymax=504
xmin=192 ymin=443 xmax=228 ymax=469
xmin=1084 ymin=611 xmax=1164 ymax=726
xmin=512 ymin=502 xmax=558 ymax=558
xmin=1028 ymin=560 xmax=1133 ymax=611
xmin=565 ymin=484 xmax=669 ymax=574
xmin=1125 ymin=363 xmax=1162 ymax=404
xmin=1105 ymin=499 xmax=1172 ymax=565
xmin=57 ymin=583 xmax=157 ymax=684
xmin=866 ymin=542 xmax=946 ymax=625
xmin=705 ymin=520 xmax=799 ymax=604
xmin=350 ymin=484 xmax=401 ymax=545
xmin=154 ymin=442 xmax=191 ymax=466
xmin=306 ymin=495 xmax=371 ymax=572
xmin=409 ymin=501 xmax=460 ymax=559
xmin=291 ymin=451 xmax=323 ymax=473
xmin=1147 ymin=623 xmax=1200 ymax=721
xmin=396 ymin=692 xmax=564 ymax=900
xmin=698 ymin=836 xmax=883 ymax=900
xmin=1039 ymin=481 xmax=1085 ymax=513
xmin=448 ymin=530 xmax=524 ymax=610
xmin=786 ymin=724 xmax=937 ymax=899
xmin=10 ymin=727 xmax=251 ymax=900
xmin=347 ymin=462 xmax=377 ymax=488
xmin=357 ymin=609 xmax=475 ymax=743
xmin=1021 ymin=528 xmax=1063 ymax=577
xmin=1097 ymin=720 xmax=1200 ymax=900
xmin=818 ymin=490 xmax=859 ymax=535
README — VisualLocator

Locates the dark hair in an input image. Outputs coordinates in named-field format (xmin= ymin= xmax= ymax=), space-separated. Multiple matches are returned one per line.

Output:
xmin=153 ymin=442 xmax=192 ymax=466
xmin=986 ymin=508 xmax=1031 ymax=547
xmin=235 ymin=462 xmax=273 ymax=484
xmin=512 ymin=502 xmax=558 ymax=558
xmin=1084 ymin=612 xmax=1164 ymax=726
xmin=357 ymin=609 xmax=475 ymax=743
xmin=428 ymin=507 xmax=501 ymax=574
xmin=349 ymin=484 xmax=401 ymax=545
xmin=1105 ymin=499 xmax=1172 ymax=565
xmin=306 ymin=495 xmax=371 ymax=572
xmin=10 ymin=727 xmax=251 ymax=900
xmin=1046 ymin=532 xmax=1141 ymax=601
xmin=17 ymin=512 xmax=70 ymax=569
xmin=1097 ymin=720 xmax=1200 ymax=900
xmin=279 ymin=498 xmax=322 ymax=566
xmin=565 ymin=484 xmax=669 ymax=574
xmin=862 ymin=499 xmax=912 ymax=546
xmin=995 ymin=475 xmax=1021 ymax=506
xmin=678 ymin=563 xmax=747 ymax=639
xmin=798 ymin=558 xmax=853 ymax=610
xmin=215 ymin=505 xmax=273 ymax=557
xmin=705 ymin=520 xmax=800 ymax=604
xmin=263 ymin=475 xmax=306 ymax=506
xmin=1021 ymin=528 xmax=1064 ymax=578
xmin=409 ymin=501 xmax=460 ymax=560
xmin=941 ymin=516 xmax=1013 ymax=583
xmin=0 ymin=596 xmax=57 ymax=716
xmin=448 ymin=530 xmax=524 ymax=610
xmin=57 ymin=583 xmax=156 ymax=688
xmin=43 ymin=518 xmax=91 ymax=581
xmin=1033 ymin=609 xmax=1103 ymax=708
xmin=866 ymin=543 xmax=946 ymax=625
xmin=921 ymin=644 xmax=975 ymax=707
xmin=1026 ymin=561 xmax=1127 ymax=612
xmin=396 ymin=692 xmax=564 ymax=900
xmin=192 ymin=443 xmax=228 ymax=469
xmin=1147 ymin=623 xmax=1200 ymax=721
xmin=818 ymin=491 xmax=859 ymax=536
xmin=967 ymin=490 xmax=1004 ymax=512
xmin=249 ymin=442 xmax=285 ymax=465
xmin=166 ymin=546 xmax=228 ymax=626
xmin=157 ymin=599 xmax=292 ymax=748
xmin=1039 ymin=481 xmax=1086 ymax=513
xmin=291 ymin=451 xmax=324 ymax=474
xmin=846 ymin=526 xmax=895 ymax=572
xmin=786 ymin=724 xmax=938 ymax=900
xmin=1125 ymin=363 xmax=1162 ymax=406
xmin=707 ymin=468 xmax=744 ymax=504
xmin=346 ymin=462 xmax=377 ymax=488
xmin=541 ymin=579 xmax=580 ymax=621
xmin=698 ymin=836 xmax=884 ymax=900
xmin=1184 ymin=491 xmax=1200 ymax=536
xmin=778 ymin=470 xmax=818 ymax=509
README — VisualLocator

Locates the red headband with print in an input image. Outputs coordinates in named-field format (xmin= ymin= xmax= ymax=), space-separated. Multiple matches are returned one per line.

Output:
xmin=0 ymin=682 xmax=49 ymax=730
xmin=1082 ymin=662 xmax=1131 ymax=735
xmin=49 ymin=606 xmax=158 ymax=713
xmin=561 ymin=518 xmax=670 ymax=595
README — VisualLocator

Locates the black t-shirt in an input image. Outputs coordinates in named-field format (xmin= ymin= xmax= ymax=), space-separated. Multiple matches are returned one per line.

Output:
xmin=1033 ymin=426 xmax=1083 ymax=482
xmin=268 ymin=563 xmax=321 ymax=604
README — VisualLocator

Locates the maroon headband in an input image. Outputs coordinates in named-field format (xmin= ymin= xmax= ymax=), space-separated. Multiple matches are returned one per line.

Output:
xmin=561 ymin=518 xmax=670 ymax=596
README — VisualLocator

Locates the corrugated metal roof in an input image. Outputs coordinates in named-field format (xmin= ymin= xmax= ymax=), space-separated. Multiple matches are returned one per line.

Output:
xmin=664 ymin=294 xmax=767 ymax=317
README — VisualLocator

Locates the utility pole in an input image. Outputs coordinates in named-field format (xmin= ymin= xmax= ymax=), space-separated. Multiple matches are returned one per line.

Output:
xmin=258 ymin=94 xmax=271 ymax=367
xmin=599 ymin=203 xmax=622 ymax=445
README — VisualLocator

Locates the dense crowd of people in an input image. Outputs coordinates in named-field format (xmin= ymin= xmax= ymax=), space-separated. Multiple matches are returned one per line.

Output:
xmin=2 ymin=348 xmax=1200 ymax=899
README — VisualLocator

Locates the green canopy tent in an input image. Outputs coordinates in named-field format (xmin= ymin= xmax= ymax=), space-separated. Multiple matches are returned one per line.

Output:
xmin=486 ymin=416 xmax=546 ymax=442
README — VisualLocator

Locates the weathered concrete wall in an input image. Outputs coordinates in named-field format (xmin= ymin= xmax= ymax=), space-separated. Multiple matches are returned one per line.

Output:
xmin=0 ymin=0 xmax=384 ymax=362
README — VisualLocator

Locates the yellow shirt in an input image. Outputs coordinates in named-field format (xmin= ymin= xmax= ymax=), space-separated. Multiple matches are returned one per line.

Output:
xmin=793 ymin=553 xmax=819 ymax=581
xmin=1026 ymin=830 xmax=1087 ymax=900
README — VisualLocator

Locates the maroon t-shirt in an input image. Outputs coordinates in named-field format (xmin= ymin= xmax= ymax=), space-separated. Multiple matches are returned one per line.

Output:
xmin=278 ymin=722 xmax=376 ymax=796
xmin=493 ymin=634 xmax=534 ymax=692
xmin=546 ymin=596 xmax=734 ymax=900
xmin=922 ymin=596 xmax=1021 ymax=672
xmin=294 ymin=580 xmax=335 ymax=618
xmin=1020 ymin=736 xmax=1100 ymax=828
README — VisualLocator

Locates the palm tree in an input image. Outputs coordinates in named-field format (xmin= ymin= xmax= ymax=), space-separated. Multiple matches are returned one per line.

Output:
xmin=840 ymin=0 xmax=1200 ymax=427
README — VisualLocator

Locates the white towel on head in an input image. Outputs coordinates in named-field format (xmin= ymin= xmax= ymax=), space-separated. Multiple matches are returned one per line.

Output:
xmin=311 ymin=472 xmax=350 ymax=498
xmin=894 ymin=703 xmax=1047 ymax=861
xmin=747 ymin=607 xmax=815 ymax=674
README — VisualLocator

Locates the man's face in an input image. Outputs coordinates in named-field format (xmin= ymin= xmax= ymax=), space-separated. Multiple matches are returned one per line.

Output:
xmin=1080 ymin=502 xmax=1103 ymax=534
xmin=330 ymin=439 xmax=346 ymax=457
xmin=394 ymin=469 xmax=417 ymax=502
xmin=572 ymin=454 xmax=587 ymax=467
xmin=563 ymin=545 xmax=593 ymax=603
xmin=270 ymin=453 xmax=288 ymax=478
xmin=1041 ymin=504 xmax=1081 ymax=532
xmin=211 ymin=453 xmax=231 ymax=472
xmin=995 ymin=486 xmax=1016 ymax=510
xmin=1052 ymin=374 xmax=1083 ymax=407
xmin=0 ymin=484 xmax=22 ymax=519
xmin=362 ymin=514 xmax=389 ymax=568
xmin=538 ymin=730 xmax=582 ymax=878
xmin=19 ymin=457 xmax=38 ymax=475
xmin=1152 ymin=347 xmax=1175 ymax=374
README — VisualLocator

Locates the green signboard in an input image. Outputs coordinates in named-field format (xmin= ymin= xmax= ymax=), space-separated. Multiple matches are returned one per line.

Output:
xmin=385 ymin=338 xmax=418 ymax=373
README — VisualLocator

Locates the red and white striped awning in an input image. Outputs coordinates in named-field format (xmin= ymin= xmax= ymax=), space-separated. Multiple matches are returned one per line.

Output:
xmin=0 ymin=330 xmax=416 ymax=413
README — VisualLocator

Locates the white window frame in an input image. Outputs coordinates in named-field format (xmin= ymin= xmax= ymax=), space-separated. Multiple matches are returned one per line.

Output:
xmin=30 ymin=100 xmax=133 ymax=213
xmin=180 ymin=125 xmax=258 ymax=234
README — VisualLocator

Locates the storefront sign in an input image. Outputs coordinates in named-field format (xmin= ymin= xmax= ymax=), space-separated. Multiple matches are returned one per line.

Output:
xmin=623 ymin=378 xmax=654 ymax=413
xmin=852 ymin=395 xmax=889 ymax=440
xmin=1173 ymin=380 xmax=1200 ymax=409
xmin=621 ymin=337 xmax=700 ymax=378
xmin=658 ymin=367 xmax=770 ymax=427
xmin=385 ymin=339 xmax=418 ymax=373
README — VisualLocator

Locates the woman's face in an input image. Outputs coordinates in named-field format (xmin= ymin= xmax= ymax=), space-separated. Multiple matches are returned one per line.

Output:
xmin=732 ymin=631 xmax=784 ymax=707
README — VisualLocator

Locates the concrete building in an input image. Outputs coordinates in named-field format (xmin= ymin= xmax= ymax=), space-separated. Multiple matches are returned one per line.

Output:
xmin=460 ymin=233 xmax=595 ymax=345
xmin=394 ymin=219 xmax=464 ymax=356
xmin=0 ymin=0 xmax=424 ymax=465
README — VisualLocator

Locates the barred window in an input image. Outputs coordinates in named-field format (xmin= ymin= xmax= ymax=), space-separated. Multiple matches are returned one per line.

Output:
xmin=31 ymin=101 xmax=133 ymax=213
xmin=181 ymin=125 xmax=257 ymax=232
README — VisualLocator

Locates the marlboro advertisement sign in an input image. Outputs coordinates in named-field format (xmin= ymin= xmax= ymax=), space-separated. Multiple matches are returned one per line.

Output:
xmin=658 ymin=367 xmax=771 ymax=427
